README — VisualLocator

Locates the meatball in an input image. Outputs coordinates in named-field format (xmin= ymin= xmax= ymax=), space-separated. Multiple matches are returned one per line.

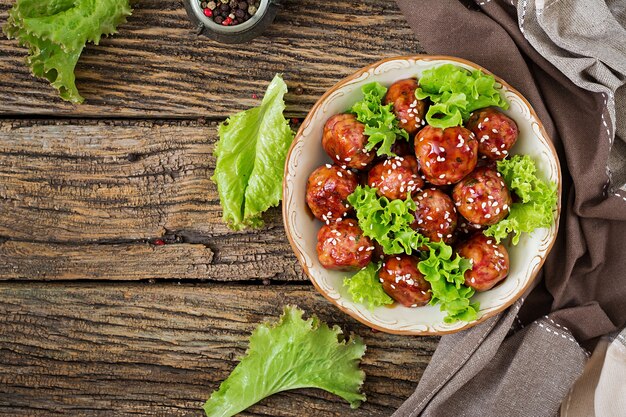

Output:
xmin=379 ymin=254 xmax=431 ymax=307
xmin=384 ymin=79 xmax=428 ymax=135
xmin=306 ymin=164 xmax=358 ymax=223
xmin=367 ymin=155 xmax=424 ymax=200
xmin=412 ymin=188 xmax=457 ymax=244
xmin=414 ymin=125 xmax=478 ymax=186
xmin=323 ymin=113 xmax=375 ymax=170
xmin=317 ymin=219 xmax=373 ymax=271
xmin=457 ymin=233 xmax=509 ymax=291
xmin=452 ymin=166 xmax=512 ymax=226
xmin=466 ymin=107 xmax=518 ymax=160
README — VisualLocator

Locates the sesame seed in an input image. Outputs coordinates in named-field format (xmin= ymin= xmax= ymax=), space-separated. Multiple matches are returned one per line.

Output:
xmin=471 ymin=277 xmax=476 ymax=283
xmin=439 ymin=147 xmax=445 ymax=152
xmin=361 ymin=162 xmax=368 ymax=166
xmin=492 ymin=129 xmax=498 ymax=133
xmin=391 ymin=284 xmax=396 ymax=289
xmin=503 ymin=204 xmax=508 ymax=210
xmin=467 ymin=197 xmax=474 ymax=203
xmin=337 ymin=171 xmax=343 ymax=177
xmin=358 ymin=246 xmax=364 ymax=251
xmin=401 ymin=119 xmax=408 ymax=123
xmin=484 ymin=118 xmax=489 ymax=122
xmin=485 ymin=213 xmax=492 ymax=218
xmin=411 ymin=304 xmax=418 ymax=308
xmin=335 ymin=154 xmax=340 ymax=160
xmin=325 ymin=164 xmax=332 ymax=168
xmin=439 ymin=174 xmax=446 ymax=179
xmin=426 ymin=216 xmax=433 ymax=221
xmin=317 ymin=181 xmax=322 ymax=186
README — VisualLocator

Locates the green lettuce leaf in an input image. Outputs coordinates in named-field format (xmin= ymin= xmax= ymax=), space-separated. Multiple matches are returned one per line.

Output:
xmin=347 ymin=185 xmax=478 ymax=322
xmin=415 ymin=64 xmax=509 ymax=129
xmin=344 ymin=263 xmax=393 ymax=310
xmin=347 ymin=185 xmax=426 ymax=255
xmin=350 ymin=82 xmax=409 ymax=156
xmin=484 ymin=155 xmax=558 ymax=244
xmin=418 ymin=241 xmax=477 ymax=323
xmin=212 ymin=74 xmax=295 ymax=230
xmin=203 ymin=306 xmax=366 ymax=417
xmin=3 ymin=0 xmax=132 ymax=103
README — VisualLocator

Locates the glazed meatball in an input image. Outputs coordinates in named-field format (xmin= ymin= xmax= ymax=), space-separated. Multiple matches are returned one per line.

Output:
xmin=317 ymin=219 xmax=373 ymax=271
xmin=412 ymin=188 xmax=457 ymax=244
xmin=306 ymin=164 xmax=358 ymax=223
xmin=414 ymin=126 xmax=478 ymax=186
xmin=452 ymin=166 xmax=512 ymax=226
xmin=384 ymin=79 xmax=428 ymax=135
xmin=379 ymin=254 xmax=431 ymax=307
xmin=323 ymin=113 xmax=375 ymax=170
xmin=367 ymin=155 xmax=424 ymax=200
xmin=457 ymin=233 xmax=509 ymax=291
xmin=466 ymin=107 xmax=518 ymax=160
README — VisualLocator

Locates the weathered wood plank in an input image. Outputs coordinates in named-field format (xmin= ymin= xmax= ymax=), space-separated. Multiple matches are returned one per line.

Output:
xmin=0 ymin=283 xmax=436 ymax=416
xmin=0 ymin=0 xmax=422 ymax=117
xmin=0 ymin=119 xmax=304 ymax=280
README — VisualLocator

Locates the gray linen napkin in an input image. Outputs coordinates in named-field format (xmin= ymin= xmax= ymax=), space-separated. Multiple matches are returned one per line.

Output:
xmin=394 ymin=0 xmax=626 ymax=415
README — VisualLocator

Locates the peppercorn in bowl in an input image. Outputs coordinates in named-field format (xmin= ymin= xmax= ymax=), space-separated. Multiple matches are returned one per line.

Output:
xmin=283 ymin=56 xmax=561 ymax=335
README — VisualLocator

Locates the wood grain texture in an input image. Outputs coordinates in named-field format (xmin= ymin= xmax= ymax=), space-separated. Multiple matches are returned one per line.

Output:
xmin=0 ymin=119 xmax=303 ymax=281
xmin=0 ymin=0 xmax=422 ymax=117
xmin=0 ymin=283 xmax=437 ymax=416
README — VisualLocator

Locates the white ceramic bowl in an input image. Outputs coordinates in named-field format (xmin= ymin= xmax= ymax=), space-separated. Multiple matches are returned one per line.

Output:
xmin=283 ymin=55 xmax=561 ymax=335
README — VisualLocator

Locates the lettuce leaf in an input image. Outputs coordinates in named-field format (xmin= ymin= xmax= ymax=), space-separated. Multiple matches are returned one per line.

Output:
xmin=3 ymin=0 xmax=132 ymax=103
xmin=347 ymin=185 xmax=426 ymax=255
xmin=212 ymin=74 xmax=295 ymax=230
xmin=418 ymin=241 xmax=477 ymax=323
xmin=347 ymin=185 xmax=478 ymax=322
xmin=415 ymin=64 xmax=509 ymax=129
xmin=203 ymin=306 xmax=366 ymax=417
xmin=344 ymin=263 xmax=393 ymax=310
xmin=484 ymin=155 xmax=558 ymax=244
xmin=350 ymin=82 xmax=409 ymax=156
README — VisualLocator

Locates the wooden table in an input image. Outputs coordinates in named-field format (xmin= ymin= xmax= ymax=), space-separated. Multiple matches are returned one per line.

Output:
xmin=0 ymin=1 xmax=438 ymax=415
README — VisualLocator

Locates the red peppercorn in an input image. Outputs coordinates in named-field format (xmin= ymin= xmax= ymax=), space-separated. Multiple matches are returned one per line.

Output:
xmin=203 ymin=8 xmax=212 ymax=17
xmin=153 ymin=239 xmax=165 ymax=246
xmin=222 ymin=17 xmax=232 ymax=25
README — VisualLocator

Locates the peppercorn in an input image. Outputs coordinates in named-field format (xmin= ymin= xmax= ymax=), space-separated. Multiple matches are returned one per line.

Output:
xmin=207 ymin=1 xmax=216 ymax=9
xmin=248 ymin=5 xmax=257 ymax=14
xmin=201 ymin=1 xmax=207 ymax=8
xmin=219 ymin=3 xmax=229 ymax=12
xmin=235 ymin=8 xmax=245 ymax=18
xmin=238 ymin=1 xmax=247 ymax=9
xmin=228 ymin=12 xmax=235 ymax=19
xmin=229 ymin=0 xmax=237 ymax=7
xmin=203 ymin=8 xmax=213 ymax=16
xmin=214 ymin=15 xmax=224 ymax=24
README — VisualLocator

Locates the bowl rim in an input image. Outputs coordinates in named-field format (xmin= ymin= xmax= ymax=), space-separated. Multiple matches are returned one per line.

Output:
xmin=282 ymin=54 xmax=562 ymax=335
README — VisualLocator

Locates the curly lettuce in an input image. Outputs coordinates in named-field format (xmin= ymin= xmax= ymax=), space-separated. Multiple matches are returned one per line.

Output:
xmin=3 ymin=0 xmax=132 ymax=103
xmin=203 ymin=306 xmax=366 ymax=417
xmin=347 ymin=185 xmax=479 ymax=322
xmin=212 ymin=74 xmax=295 ymax=230
xmin=344 ymin=263 xmax=393 ymax=310
xmin=484 ymin=155 xmax=558 ymax=245
xmin=350 ymin=82 xmax=409 ymax=156
xmin=347 ymin=185 xmax=426 ymax=255
xmin=415 ymin=64 xmax=509 ymax=129
xmin=418 ymin=241 xmax=477 ymax=323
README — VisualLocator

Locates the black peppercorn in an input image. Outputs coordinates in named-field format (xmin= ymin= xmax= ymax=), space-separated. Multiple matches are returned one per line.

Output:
xmin=238 ymin=1 xmax=247 ymax=9
xmin=219 ymin=3 xmax=229 ymax=12
xmin=214 ymin=15 xmax=224 ymax=23
xmin=235 ymin=8 xmax=245 ymax=18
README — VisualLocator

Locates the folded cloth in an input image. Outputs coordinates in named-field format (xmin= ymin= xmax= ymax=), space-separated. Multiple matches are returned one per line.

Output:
xmin=394 ymin=0 xmax=626 ymax=415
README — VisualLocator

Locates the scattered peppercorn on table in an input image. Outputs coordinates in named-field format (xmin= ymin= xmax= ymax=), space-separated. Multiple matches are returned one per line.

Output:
xmin=0 ymin=1 xmax=438 ymax=415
